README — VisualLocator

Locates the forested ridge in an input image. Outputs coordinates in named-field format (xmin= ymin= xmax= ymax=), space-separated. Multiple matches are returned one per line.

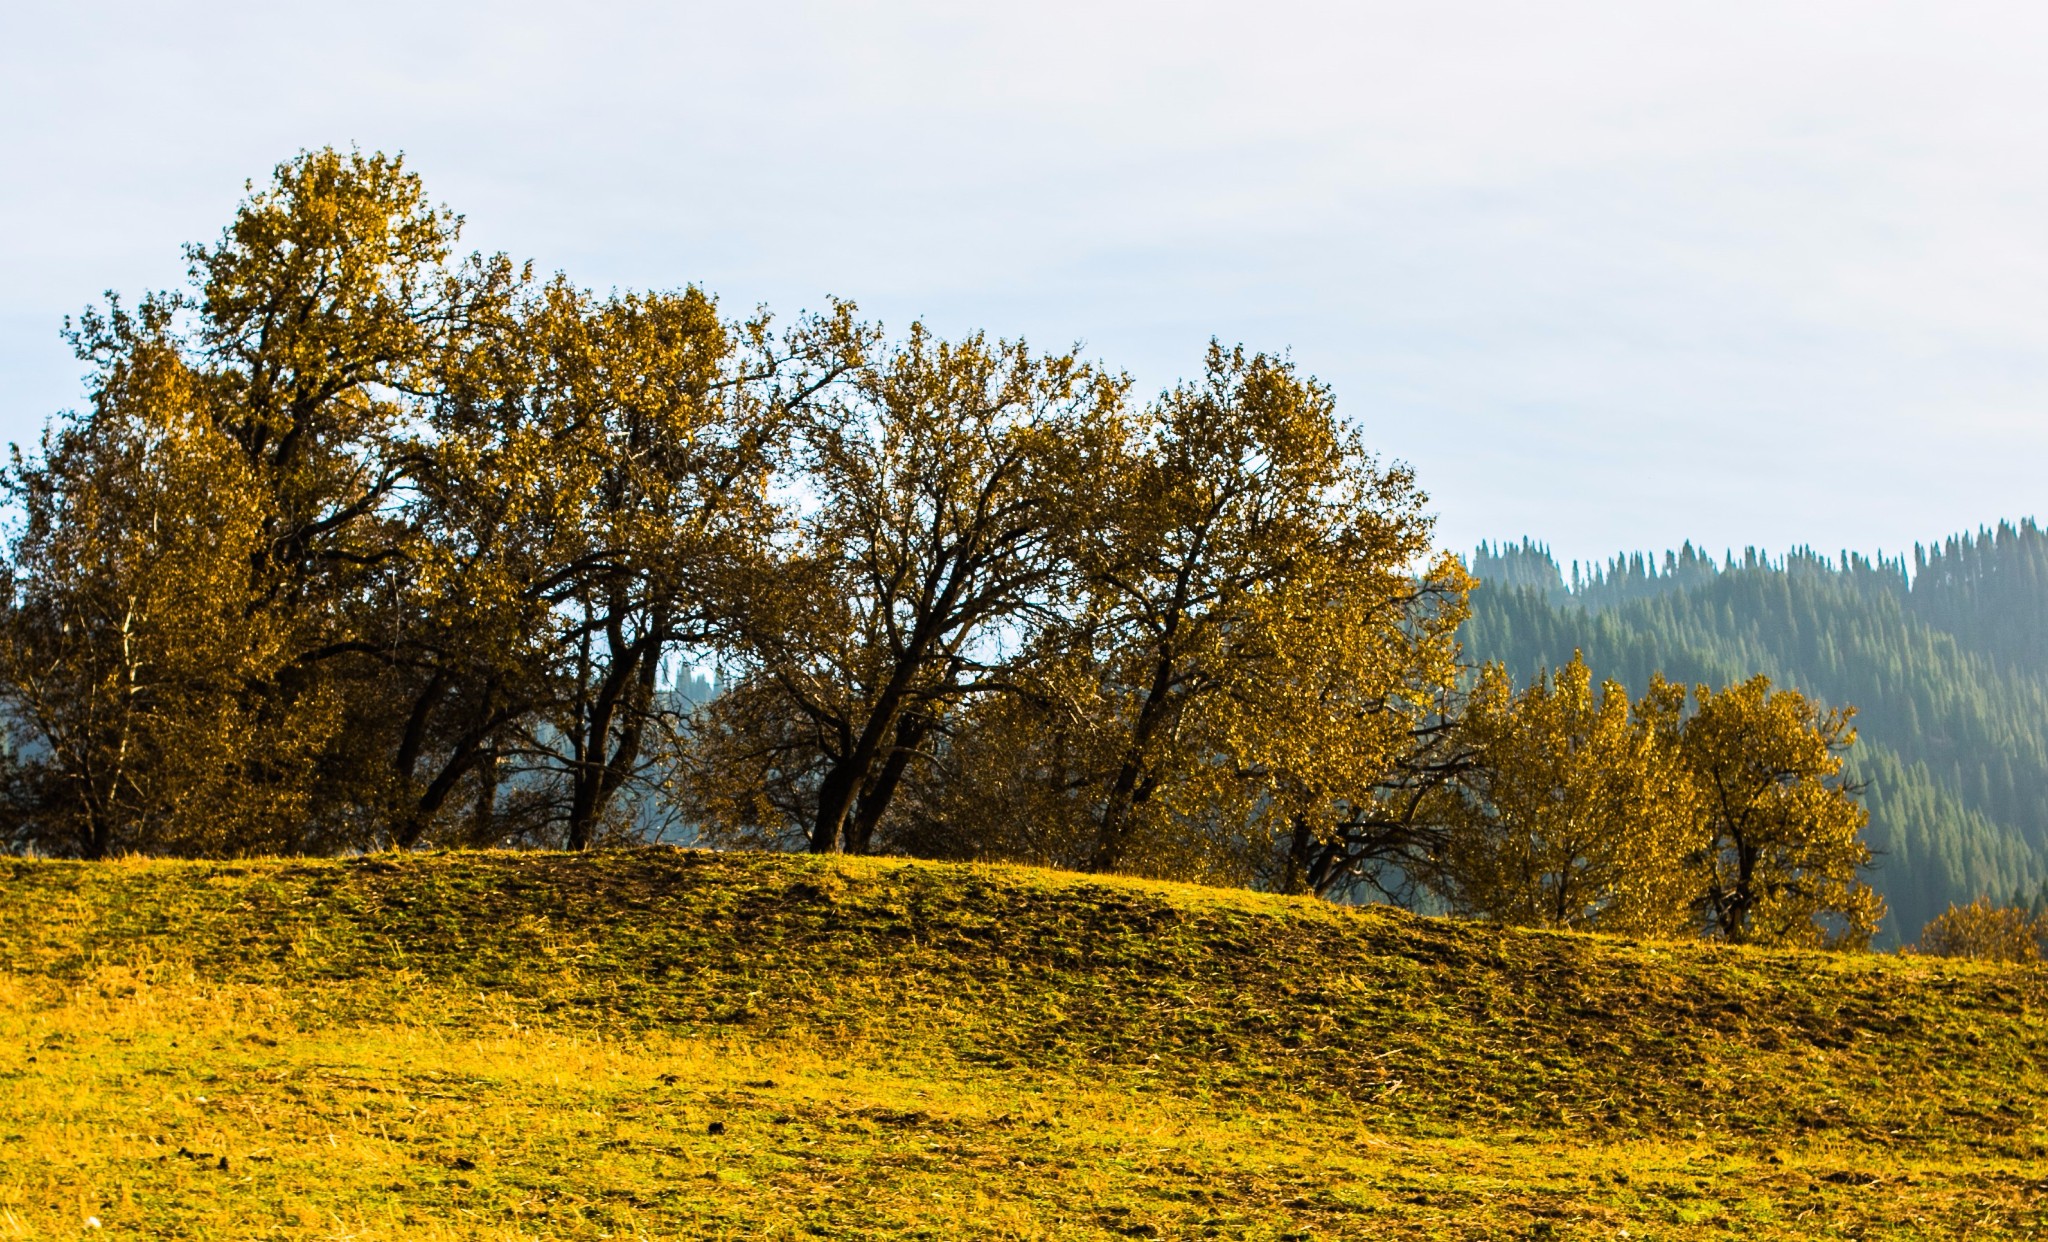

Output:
xmin=1463 ymin=521 xmax=2048 ymax=942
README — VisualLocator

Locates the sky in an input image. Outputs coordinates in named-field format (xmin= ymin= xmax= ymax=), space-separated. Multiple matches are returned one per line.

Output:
xmin=3 ymin=0 xmax=2045 ymax=570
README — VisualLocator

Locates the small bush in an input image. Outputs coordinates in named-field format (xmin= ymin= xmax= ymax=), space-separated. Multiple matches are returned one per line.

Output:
xmin=1915 ymin=898 xmax=2045 ymax=963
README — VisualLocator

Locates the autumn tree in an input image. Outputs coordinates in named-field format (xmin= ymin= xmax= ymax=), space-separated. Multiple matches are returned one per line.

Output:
xmin=1076 ymin=345 xmax=1463 ymax=881
xmin=0 ymin=300 xmax=318 ymax=856
xmin=0 ymin=148 xmax=868 ymax=855
xmin=1677 ymin=676 xmax=1883 ymax=948
xmin=685 ymin=325 xmax=1124 ymax=855
xmin=426 ymin=282 xmax=850 ymax=849
xmin=1914 ymin=897 xmax=2044 ymax=962
xmin=903 ymin=344 xmax=1466 ymax=887
xmin=1432 ymin=656 xmax=1700 ymax=935
xmin=1430 ymin=662 xmax=1883 ymax=947
xmin=0 ymin=149 xmax=524 ymax=855
xmin=175 ymin=147 xmax=527 ymax=848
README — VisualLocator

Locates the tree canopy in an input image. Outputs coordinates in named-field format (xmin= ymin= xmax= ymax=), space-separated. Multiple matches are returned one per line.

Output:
xmin=0 ymin=149 xmax=1900 ymax=952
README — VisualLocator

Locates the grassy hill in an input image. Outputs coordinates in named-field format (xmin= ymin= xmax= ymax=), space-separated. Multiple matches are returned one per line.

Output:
xmin=2 ymin=849 xmax=2044 ymax=1238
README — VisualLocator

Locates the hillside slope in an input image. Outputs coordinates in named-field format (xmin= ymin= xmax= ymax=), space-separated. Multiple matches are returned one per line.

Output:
xmin=3 ymin=849 xmax=2045 ymax=1238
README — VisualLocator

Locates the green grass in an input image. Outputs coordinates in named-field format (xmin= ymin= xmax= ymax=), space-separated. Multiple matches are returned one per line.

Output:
xmin=1 ymin=849 xmax=2044 ymax=1238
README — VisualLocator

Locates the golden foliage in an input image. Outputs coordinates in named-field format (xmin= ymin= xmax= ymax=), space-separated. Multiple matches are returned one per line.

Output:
xmin=1683 ymin=676 xmax=1883 ymax=949
xmin=1436 ymin=656 xmax=1701 ymax=936
xmin=0 ymin=149 xmax=824 ymax=855
xmin=0 ymin=314 xmax=330 ymax=855
xmin=1915 ymin=897 xmax=2045 ymax=962
xmin=1435 ymin=660 xmax=1884 ymax=947
xmin=683 ymin=325 xmax=1126 ymax=856
xmin=0 ymin=147 xmax=1892 ymax=953
xmin=887 ymin=344 xmax=1465 ymax=888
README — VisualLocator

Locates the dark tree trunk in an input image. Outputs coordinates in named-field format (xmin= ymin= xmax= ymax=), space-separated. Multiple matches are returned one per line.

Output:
xmin=471 ymin=744 xmax=498 ymax=846
xmin=809 ymin=662 xmax=930 ymax=853
xmin=844 ymin=712 xmax=933 ymax=854
xmin=565 ymin=613 xmax=669 ymax=850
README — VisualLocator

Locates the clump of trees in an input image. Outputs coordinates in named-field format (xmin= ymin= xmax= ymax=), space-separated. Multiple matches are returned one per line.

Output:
xmin=1459 ymin=532 xmax=2048 ymax=945
xmin=0 ymin=150 xmax=1886 ymax=948
xmin=681 ymin=338 xmax=1473 ymax=892
xmin=0 ymin=149 xmax=845 ymax=856
xmin=1434 ymin=655 xmax=1884 ymax=948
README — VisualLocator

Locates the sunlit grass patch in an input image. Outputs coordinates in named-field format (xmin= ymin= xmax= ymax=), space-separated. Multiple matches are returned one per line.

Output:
xmin=2 ymin=850 xmax=2045 ymax=1238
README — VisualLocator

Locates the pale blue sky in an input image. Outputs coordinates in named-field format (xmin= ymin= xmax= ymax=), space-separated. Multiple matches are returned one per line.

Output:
xmin=4 ymin=0 xmax=2045 ymax=568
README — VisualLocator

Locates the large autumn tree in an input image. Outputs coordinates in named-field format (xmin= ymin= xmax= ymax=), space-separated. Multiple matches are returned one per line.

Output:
xmin=895 ymin=344 xmax=1467 ymax=887
xmin=0 ymin=149 xmax=518 ymax=855
xmin=683 ymin=325 xmax=1124 ymax=855
xmin=422 ymin=281 xmax=850 ymax=849
xmin=0 ymin=148 xmax=831 ymax=855
xmin=0 ymin=297 xmax=309 ymax=856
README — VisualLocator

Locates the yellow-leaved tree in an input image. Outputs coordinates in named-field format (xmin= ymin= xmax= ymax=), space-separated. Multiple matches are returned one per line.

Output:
xmin=682 ymin=324 xmax=1126 ymax=855
xmin=0 ymin=149 xmax=517 ymax=855
xmin=898 ymin=344 xmax=1467 ymax=889
xmin=422 ymin=279 xmax=841 ymax=849
xmin=0 ymin=148 xmax=842 ymax=855
xmin=1434 ymin=656 xmax=1701 ymax=935
xmin=1914 ymin=897 xmax=2044 ymax=962
xmin=0 ymin=300 xmax=318 ymax=856
xmin=1431 ymin=659 xmax=1882 ymax=947
xmin=1681 ymin=676 xmax=1884 ymax=948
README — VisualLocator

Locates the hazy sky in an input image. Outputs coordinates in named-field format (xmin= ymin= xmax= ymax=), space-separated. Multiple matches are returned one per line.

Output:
xmin=4 ymin=1 xmax=2045 ymax=568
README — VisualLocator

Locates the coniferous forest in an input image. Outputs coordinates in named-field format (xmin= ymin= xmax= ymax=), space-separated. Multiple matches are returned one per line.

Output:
xmin=1464 ymin=522 xmax=2048 ymax=943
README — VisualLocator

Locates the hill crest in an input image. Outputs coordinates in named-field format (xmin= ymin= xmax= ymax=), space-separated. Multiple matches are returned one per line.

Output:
xmin=6 ymin=847 xmax=2041 ymax=1156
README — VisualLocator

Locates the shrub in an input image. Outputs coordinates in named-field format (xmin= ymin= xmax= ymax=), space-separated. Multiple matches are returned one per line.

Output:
xmin=1915 ymin=898 xmax=2045 ymax=962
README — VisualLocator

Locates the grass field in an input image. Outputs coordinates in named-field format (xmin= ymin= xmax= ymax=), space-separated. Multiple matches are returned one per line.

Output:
xmin=1 ymin=850 xmax=2043 ymax=1239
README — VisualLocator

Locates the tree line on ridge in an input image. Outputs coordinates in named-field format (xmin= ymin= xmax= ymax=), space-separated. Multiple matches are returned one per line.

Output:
xmin=0 ymin=149 xmax=1884 ymax=950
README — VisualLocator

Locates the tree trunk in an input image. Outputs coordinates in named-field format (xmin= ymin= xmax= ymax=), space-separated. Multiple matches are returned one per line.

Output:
xmin=810 ymin=677 xmax=921 ymax=853
xmin=810 ymin=761 xmax=859 ymax=853
xmin=471 ymin=744 xmax=498 ymax=846
xmin=1280 ymin=815 xmax=1315 ymax=896
xmin=565 ymin=612 xmax=665 ymax=850
xmin=1089 ymin=649 xmax=1181 ymax=872
xmin=844 ymin=712 xmax=932 ymax=854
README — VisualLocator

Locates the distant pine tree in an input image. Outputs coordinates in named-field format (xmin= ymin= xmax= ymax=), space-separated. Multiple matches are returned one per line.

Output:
xmin=1910 ymin=519 xmax=2048 ymax=674
xmin=1469 ymin=539 xmax=1567 ymax=601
